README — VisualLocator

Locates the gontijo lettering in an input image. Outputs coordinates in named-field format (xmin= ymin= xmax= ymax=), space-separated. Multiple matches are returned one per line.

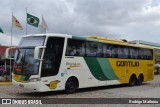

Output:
xmin=116 ymin=61 xmax=139 ymax=67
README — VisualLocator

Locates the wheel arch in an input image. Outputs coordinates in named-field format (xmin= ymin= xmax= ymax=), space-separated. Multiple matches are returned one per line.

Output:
xmin=129 ymin=73 xmax=137 ymax=80
xmin=65 ymin=75 xmax=79 ymax=88
xmin=128 ymin=73 xmax=137 ymax=86
xmin=64 ymin=75 xmax=79 ymax=94
xmin=138 ymin=73 xmax=144 ymax=82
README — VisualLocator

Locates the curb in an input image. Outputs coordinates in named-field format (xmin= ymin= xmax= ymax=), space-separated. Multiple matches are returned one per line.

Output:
xmin=0 ymin=82 xmax=12 ymax=85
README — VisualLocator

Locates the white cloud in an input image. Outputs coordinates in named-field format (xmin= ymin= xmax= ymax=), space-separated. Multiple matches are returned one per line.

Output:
xmin=0 ymin=0 xmax=160 ymax=45
xmin=0 ymin=33 xmax=19 ymax=46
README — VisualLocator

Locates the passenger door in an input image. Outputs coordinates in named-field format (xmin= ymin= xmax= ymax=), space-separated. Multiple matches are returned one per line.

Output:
xmin=41 ymin=37 xmax=64 ymax=77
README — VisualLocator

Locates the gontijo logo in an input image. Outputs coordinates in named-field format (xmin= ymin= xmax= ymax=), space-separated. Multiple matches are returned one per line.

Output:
xmin=49 ymin=80 xmax=60 ymax=89
xmin=116 ymin=61 xmax=139 ymax=67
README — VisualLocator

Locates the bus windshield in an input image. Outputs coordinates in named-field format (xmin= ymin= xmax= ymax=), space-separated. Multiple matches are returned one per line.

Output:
xmin=14 ymin=48 xmax=40 ymax=75
xmin=13 ymin=36 xmax=45 ymax=76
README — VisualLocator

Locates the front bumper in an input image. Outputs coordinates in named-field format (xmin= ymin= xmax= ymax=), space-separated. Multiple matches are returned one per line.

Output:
xmin=12 ymin=79 xmax=42 ymax=92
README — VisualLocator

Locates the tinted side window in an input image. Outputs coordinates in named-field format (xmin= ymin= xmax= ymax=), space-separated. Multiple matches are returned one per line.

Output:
xmin=118 ymin=46 xmax=129 ymax=58
xmin=103 ymin=44 xmax=111 ymax=58
xmin=130 ymin=48 xmax=138 ymax=59
xmin=139 ymin=48 xmax=144 ymax=59
xmin=85 ymin=42 xmax=103 ymax=57
xmin=146 ymin=49 xmax=153 ymax=60
xmin=103 ymin=44 xmax=118 ymax=58
xmin=111 ymin=45 xmax=118 ymax=58
xmin=138 ymin=48 xmax=153 ymax=60
xmin=86 ymin=42 xmax=97 ymax=57
xmin=138 ymin=48 xmax=147 ymax=59
xmin=97 ymin=43 xmax=103 ymax=57
xmin=66 ymin=39 xmax=85 ymax=56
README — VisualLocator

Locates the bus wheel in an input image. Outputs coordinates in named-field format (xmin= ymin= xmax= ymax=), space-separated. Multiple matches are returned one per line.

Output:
xmin=129 ymin=74 xmax=137 ymax=86
xmin=137 ymin=74 xmax=143 ymax=85
xmin=65 ymin=77 xmax=78 ymax=94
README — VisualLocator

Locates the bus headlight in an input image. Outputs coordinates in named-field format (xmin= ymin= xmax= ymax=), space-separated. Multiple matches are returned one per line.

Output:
xmin=29 ymin=78 xmax=39 ymax=82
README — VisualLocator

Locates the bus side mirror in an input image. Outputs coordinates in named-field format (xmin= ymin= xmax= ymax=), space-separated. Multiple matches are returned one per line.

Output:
xmin=34 ymin=46 xmax=46 ymax=60
xmin=4 ymin=47 xmax=16 ymax=59
xmin=4 ymin=48 xmax=10 ymax=59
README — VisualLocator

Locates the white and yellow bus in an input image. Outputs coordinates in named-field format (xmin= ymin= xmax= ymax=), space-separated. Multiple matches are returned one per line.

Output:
xmin=8 ymin=34 xmax=154 ymax=93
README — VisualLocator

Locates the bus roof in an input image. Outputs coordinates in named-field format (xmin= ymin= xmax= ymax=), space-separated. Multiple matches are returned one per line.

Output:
xmin=22 ymin=33 xmax=72 ymax=38
xmin=22 ymin=34 xmax=153 ymax=49
xmin=72 ymin=36 xmax=154 ymax=49
xmin=88 ymin=36 xmax=124 ymax=43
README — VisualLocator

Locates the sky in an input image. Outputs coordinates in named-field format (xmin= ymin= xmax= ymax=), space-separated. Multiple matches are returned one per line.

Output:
xmin=1 ymin=0 xmax=160 ymax=46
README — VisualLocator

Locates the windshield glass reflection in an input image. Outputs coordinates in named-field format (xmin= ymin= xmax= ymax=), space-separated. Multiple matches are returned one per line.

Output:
xmin=14 ymin=48 xmax=40 ymax=75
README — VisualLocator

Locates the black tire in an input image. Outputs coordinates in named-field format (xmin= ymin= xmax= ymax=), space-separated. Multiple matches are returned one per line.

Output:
xmin=65 ymin=77 xmax=78 ymax=94
xmin=137 ymin=75 xmax=143 ymax=85
xmin=129 ymin=75 xmax=137 ymax=86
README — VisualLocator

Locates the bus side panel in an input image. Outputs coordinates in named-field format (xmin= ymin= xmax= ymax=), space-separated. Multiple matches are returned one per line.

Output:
xmin=62 ymin=57 xmax=99 ymax=88
xmin=108 ymin=59 xmax=154 ymax=84
xmin=62 ymin=57 xmax=120 ymax=89
xmin=83 ymin=57 xmax=120 ymax=86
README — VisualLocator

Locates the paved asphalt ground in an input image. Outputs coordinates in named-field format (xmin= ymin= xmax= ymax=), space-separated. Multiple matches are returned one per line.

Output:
xmin=1 ymin=75 xmax=160 ymax=107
